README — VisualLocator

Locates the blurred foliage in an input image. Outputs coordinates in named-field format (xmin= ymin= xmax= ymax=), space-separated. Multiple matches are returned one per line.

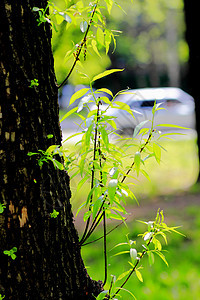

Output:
xmin=51 ymin=0 xmax=188 ymax=89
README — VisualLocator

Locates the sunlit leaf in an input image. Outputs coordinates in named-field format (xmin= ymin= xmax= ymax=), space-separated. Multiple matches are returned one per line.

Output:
xmin=133 ymin=120 xmax=149 ymax=138
xmin=117 ymin=269 xmax=132 ymax=281
xmin=80 ymin=21 xmax=88 ymax=33
xmin=60 ymin=107 xmax=78 ymax=122
xmin=92 ymin=69 xmax=124 ymax=82
xmin=134 ymin=151 xmax=141 ymax=176
xmin=69 ymin=88 xmax=90 ymax=106
xmin=135 ymin=269 xmax=143 ymax=282
xmin=96 ymin=27 xmax=104 ymax=46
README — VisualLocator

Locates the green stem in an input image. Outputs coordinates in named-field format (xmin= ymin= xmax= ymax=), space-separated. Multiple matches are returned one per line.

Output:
xmin=121 ymin=130 xmax=153 ymax=183
xmin=103 ymin=210 xmax=107 ymax=286
xmin=79 ymin=100 xmax=101 ymax=245
xmin=110 ymin=235 xmax=154 ymax=299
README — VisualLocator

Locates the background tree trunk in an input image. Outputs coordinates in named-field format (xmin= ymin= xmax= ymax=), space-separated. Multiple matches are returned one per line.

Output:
xmin=0 ymin=1 xmax=102 ymax=298
xmin=184 ymin=0 xmax=200 ymax=181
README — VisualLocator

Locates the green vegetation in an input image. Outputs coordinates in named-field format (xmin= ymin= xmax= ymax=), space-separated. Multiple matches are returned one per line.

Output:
xmin=81 ymin=203 xmax=200 ymax=299
xmin=69 ymin=137 xmax=198 ymax=211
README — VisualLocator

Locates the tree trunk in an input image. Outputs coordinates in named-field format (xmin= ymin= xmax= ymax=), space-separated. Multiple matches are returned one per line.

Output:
xmin=0 ymin=1 xmax=102 ymax=298
xmin=184 ymin=0 xmax=200 ymax=181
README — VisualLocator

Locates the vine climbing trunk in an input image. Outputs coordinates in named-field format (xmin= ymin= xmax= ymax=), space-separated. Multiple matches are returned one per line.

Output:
xmin=0 ymin=1 xmax=102 ymax=299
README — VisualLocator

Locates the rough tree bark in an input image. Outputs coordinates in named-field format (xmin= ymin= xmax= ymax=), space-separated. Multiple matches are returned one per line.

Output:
xmin=0 ymin=1 xmax=102 ymax=299
xmin=184 ymin=0 xmax=200 ymax=181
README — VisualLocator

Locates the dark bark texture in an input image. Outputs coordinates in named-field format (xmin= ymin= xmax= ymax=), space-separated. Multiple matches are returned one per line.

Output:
xmin=0 ymin=1 xmax=102 ymax=299
xmin=184 ymin=0 xmax=200 ymax=180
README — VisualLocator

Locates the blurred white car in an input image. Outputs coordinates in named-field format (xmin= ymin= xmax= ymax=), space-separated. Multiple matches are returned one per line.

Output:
xmin=103 ymin=87 xmax=195 ymax=132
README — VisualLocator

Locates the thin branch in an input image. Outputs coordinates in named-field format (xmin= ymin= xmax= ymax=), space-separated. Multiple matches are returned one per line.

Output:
xmin=110 ymin=237 xmax=153 ymax=299
xmin=57 ymin=1 xmax=99 ymax=89
xmin=82 ymin=220 xmax=126 ymax=246
xmin=121 ymin=130 xmax=154 ymax=183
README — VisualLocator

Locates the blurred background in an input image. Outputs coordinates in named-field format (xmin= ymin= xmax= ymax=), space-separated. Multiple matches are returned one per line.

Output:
xmin=52 ymin=0 xmax=200 ymax=299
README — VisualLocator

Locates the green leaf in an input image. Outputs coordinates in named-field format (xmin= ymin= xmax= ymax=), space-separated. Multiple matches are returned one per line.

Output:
xmin=108 ymin=179 xmax=118 ymax=203
xmin=154 ymin=250 xmax=169 ymax=267
xmin=92 ymin=196 xmax=104 ymax=219
xmin=113 ymin=250 xmax=130 ymax=257
xmin=96 ymin=27 xmax=104 ymax=46
xmin=50 ymin=209 xmax=59 ymax=218
xmin=80 ymin=21 xmax=88 ymax=33
xmin=104 ymin=0 xmax=113 ymax=14
xmin=11 ymin=254 xmax=17 ymax=260
xmin=92 ymin=69 xmax=124 ymax=82
xmin=135 ymin=269 xmax=143 ymax=282
xmin=60 ymin=107 xmax=78 ymax=123
xmin=117 ymin=269 xmax=131 ymax=281
xmin=95 ymin=88 xmax=113 ymax=97
xmin=77 ymin=176 xmax=89 ymax=192
xmin=148 ymin=251 xmax=155 ymax=266
xmin=83 ymin=210 xmax=92 ymax=222
xmin=134 ymin=151 xmax=141 ymax=176
xmin=58 ymin=12 xmax=72 ymax=23
xmin=101 ymin=126 xmax=109 ymax=150
xmin=153 ymin=143 xmax=161 ymax=164
xmin=113 ymin=101 xmax=134 ymax=118
xmin=69 ymin=88 xmax=90 ymax=106
xmin=156 ymin=124 xmax=189 ymax=130
xmin=96 ymin=290 xmax=109 ymax=300
xmin=91 ymin=39 xmax=101 ymax=57
xmin=133 ymin=120 xmax=149 ymax=138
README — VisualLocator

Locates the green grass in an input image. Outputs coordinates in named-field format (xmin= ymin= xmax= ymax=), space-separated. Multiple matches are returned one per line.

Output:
xmin=68 ymin=136 xmax=200 ymax=299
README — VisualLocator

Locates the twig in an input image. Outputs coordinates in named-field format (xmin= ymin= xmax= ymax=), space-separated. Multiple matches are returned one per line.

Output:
xmin=82 ymin=220 xmax=126 ymax=246
xmin=110 ymin=237 xmax=153 ymax=299
xmin=57 ymin=1 xmax=99 ymax=89
xmin=121 ymin=130 xmax=154 ymax=183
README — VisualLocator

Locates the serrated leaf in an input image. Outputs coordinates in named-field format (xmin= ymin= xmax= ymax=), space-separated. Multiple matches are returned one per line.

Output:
xmin=80 ymin=20 xmax=88 ymax=33
xmin=92 ymin=69 xmax=124 ymax=82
